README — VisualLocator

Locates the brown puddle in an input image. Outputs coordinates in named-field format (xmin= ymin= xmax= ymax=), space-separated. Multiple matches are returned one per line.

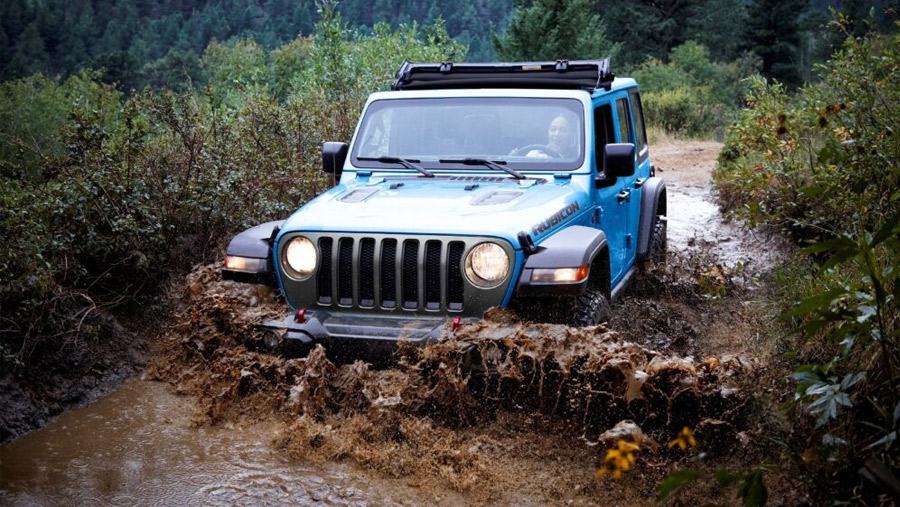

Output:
xmin=0 ymin=379 xmax=418 ymax=505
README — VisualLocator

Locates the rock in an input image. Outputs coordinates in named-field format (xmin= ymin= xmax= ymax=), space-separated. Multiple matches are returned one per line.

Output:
xmin=599 ymin=420 xmax=659 ymax=452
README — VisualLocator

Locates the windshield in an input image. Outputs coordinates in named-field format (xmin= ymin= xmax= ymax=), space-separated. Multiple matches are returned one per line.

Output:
xmin=350 ymin=97 xmax=585 ymax=171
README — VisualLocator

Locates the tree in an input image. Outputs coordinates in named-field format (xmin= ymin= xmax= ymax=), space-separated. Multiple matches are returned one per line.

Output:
xmin=743 ymin=0 xmax=809 ymax=87
xmin=595 ymin=0 xmax=746 ymax=66
xmin=5 ymin=22 xmax=49 ymax=79
xmin=493 ymin=0 xmax=617 ymax=61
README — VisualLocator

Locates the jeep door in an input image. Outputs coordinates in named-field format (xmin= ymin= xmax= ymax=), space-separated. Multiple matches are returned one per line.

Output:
xmin=613 ymin=94 xmax=648 ymax=268
xmin=591 ymin=101 xmax=627 ymax=284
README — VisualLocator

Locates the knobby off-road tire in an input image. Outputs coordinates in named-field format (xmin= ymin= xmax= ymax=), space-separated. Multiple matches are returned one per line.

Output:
xmin=571 ymin=288 xmax=611 ymax=327
xmin=647 ymin=216 xmax=667 ymax=264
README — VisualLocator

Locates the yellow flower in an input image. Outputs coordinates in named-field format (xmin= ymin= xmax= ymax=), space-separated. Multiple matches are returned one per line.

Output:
xmin=596 ymin=440 xmax=640 ymax=480
xmin=667 ymin=426 xmax=697 ymax=451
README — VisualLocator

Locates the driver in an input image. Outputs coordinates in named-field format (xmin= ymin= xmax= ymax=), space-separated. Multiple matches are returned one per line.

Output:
xmin=512 ymin=113 xmax=577 ymax=159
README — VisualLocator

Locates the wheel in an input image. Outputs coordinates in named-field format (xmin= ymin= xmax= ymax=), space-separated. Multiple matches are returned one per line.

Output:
xmin=647 ymin=216 xmax=667 ymax=264
xmin=571 ymin=288 xmax=611 ymax=327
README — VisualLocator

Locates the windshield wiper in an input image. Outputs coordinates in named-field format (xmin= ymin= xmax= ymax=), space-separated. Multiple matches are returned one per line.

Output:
xmin=439 ymin=158 xmax=525 ymax=180
xmin=357 ymin=156 xmax=434 ymax=178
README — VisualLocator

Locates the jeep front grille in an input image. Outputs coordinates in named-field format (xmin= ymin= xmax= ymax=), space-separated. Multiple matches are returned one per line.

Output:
xmin=314 ymin=236 xmax=467 ymax=312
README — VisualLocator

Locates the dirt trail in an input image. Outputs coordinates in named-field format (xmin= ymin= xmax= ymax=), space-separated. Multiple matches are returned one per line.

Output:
xmin=655 ymin=141 xmax=792 ymax=278
xmin=1 ymin=140 xmax=798 ymax=505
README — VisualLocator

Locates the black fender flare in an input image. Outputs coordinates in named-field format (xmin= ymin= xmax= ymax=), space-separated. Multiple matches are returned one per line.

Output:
xmin=637 ymin=177 xmax=666 ymax=261
xmin=222 ymin=220 xmax=284 ymax=284
xmin=516 ymin=225 xmax=609 ymax=296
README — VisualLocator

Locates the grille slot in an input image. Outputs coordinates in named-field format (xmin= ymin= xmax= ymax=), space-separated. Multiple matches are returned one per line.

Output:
xmin=447 ymin=242 xmax=465 ymax=311
xmin=317 ymin=238 xmax=333 ymax=304
xmin=402 ymin=240 xmax=419 ymax=309
xmin=424 ymin=240 xmax=442 ymax=310
xmin=359 ymin=238 xmax=376 ymax=307
xmin=380 ymin=239 xmax=397 ymax=308
xmin=338 ymin=238 xmax=354 ymax=306
xmin=310 ymin=235 xmax=471 ymax=312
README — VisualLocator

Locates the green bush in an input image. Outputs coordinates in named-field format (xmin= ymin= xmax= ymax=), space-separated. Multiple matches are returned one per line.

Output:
xmin=633 ymin=41 xmax=756 ymax=137
xmin=641 ymin=87 xmax=725 ymax=137
xmin=0 ymin=7 xmax=463 ymax=368
xmin=713 ymin=18 xmax=899 ymax=501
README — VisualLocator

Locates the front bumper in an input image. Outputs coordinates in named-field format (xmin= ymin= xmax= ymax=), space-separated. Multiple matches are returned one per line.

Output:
xmin=258 ymin=310 xmax=446 ymax=363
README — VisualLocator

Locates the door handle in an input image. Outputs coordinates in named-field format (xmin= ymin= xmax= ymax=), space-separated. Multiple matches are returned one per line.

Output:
xmin=634 ymin=178 xmax=646 ymax=188
xmin=617 ymin=189 xmax=631 ymax=202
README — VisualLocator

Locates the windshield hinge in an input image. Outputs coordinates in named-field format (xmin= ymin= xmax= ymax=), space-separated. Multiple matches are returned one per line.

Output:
xmin=356 ymin=170 xmax=372 ymax=180
xmin=553 ymin=173 xmax=572 ymax=182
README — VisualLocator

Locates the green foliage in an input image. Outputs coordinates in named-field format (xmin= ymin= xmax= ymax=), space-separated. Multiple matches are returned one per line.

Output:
xmin=715 ymin=25 xmax=900 ymax=237
xmin=657 ymin=468 xmax=702 ymax=501
xmin=492 ymin=0 xmax=618 ymax=61
xmin=656 ymin=464 xmax=770 ymax=504
xmin=0 ymin=71 xmax=117 ymax=175
xmin=633 ymin=41 xmax=756 ymax=137
xmin=0 ymin=8 xmax=460 ymax=368
xmin=716 ymin=468 xmax=769 ymax=506
xmin=714 ymin=19 xmax=900 ymax=500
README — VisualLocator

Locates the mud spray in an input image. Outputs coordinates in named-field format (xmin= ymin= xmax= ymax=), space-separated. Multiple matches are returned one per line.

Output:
xmin=136 ymin=256 xmax=759 ymax=502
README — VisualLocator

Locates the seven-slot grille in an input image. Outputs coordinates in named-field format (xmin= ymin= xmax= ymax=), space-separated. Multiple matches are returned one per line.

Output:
xmin=315 ymin=236 xmax=466 ymax=312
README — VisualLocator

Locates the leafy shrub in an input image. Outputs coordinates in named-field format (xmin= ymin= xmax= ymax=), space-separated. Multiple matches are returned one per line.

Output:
xmin=641 ymin=87 xmax=726 ymax=138
xmin=714 ymin=24 xmax=899 ymax=239
xmin=633 ymin=41 xmax=756 ymax=137
xmin=0 ymin=7 xmax=462 ymax=368
xmin=713 ymin=18 xmax=899 ymax=501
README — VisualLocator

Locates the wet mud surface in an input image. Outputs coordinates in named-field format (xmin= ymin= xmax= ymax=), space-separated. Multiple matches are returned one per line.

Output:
xmin=1 ymin=140 xmax=797 ymax=505
xmin=0 ymin=314 xmax=149 ymax=444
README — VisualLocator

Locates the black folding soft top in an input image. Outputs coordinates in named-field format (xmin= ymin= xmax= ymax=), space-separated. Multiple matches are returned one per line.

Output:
xmin=391 ymin=58 xmax=613 ymax=92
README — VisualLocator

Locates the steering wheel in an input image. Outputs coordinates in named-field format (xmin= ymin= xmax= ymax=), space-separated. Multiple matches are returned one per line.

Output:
xmin=513 ymin=144 xmax=563 ymax=158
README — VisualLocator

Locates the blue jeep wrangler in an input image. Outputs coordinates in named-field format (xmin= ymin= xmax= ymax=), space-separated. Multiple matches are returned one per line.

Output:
xmin=222 ymin=58 xmax=667 ymax=359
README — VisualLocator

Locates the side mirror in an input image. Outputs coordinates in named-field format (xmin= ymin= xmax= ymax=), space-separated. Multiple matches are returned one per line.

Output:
xmin=603 ymin=143 xmax=635 ymax=178
xmin=322 ymin=142 xmax=348 ymax=178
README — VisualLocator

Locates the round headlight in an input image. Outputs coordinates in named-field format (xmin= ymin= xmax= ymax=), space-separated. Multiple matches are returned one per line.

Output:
xmin=465 ymin=242 xmax=510 ymax=288
xmin=284 ymin=236 xmax=317 ymax=279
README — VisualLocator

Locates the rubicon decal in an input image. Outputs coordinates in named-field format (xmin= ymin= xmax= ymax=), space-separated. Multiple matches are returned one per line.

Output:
xmin=531 ymin=202 xmax=580 ymax=236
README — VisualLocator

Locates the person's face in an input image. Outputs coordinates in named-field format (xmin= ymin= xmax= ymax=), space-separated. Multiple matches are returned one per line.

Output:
xmin=548 ymin=116 xmax=571 ymax=151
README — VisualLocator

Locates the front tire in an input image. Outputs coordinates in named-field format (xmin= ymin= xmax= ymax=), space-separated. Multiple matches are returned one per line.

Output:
xmin=571 ymin=288 xmax=611 ymax=327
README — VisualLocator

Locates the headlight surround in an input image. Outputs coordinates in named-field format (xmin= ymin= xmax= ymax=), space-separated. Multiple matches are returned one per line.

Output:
xmin=283 ymin=236 xmax=317 ymax=279
xmin=465 ymin=242 xmax=510 ymax=288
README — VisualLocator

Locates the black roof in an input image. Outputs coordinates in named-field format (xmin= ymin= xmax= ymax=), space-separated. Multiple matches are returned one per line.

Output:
xmin=391 ymin=58 xmax=613 ymax=92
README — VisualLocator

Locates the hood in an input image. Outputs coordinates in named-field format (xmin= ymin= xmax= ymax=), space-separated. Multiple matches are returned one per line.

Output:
xmin=279 ymin=175 xmax=590 ymax=247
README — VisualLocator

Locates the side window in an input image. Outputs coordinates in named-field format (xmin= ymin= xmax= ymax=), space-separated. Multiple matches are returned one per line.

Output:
xmin=629 ymin=90 xmax=648 ymax=155
xmin=615 ymin=98 xmax=632 ymax=144
xmin=593 ymin=103 xmax=615 ymax=169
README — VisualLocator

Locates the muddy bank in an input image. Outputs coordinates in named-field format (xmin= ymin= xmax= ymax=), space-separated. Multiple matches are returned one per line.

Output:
xmin=0 ymin=313 xmax=150 ymax=444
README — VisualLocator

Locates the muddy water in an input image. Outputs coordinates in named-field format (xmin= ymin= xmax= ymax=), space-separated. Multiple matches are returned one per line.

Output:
xmin=0 ymin=141 xmax=781 ymax=505
xmin=657 ymin=141 xmax=790 ymax=277
xmin=0 ymin=380 xmax=416 ymax=505
xmin=667 ymin=182 xmax=788 ymax=275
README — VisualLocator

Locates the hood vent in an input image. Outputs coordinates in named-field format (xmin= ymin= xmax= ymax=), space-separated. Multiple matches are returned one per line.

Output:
xmin=471 ymin=191 xmax=522 ymax=205
xmin=339 ymin=188 xmax=380 ymax=202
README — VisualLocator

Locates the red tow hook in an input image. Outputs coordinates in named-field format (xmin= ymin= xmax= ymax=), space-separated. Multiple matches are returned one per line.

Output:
xmin=294 ymin=307 xmax=307 ymax=324
xmin=452 ymin=316 xmax=461 ymax=333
